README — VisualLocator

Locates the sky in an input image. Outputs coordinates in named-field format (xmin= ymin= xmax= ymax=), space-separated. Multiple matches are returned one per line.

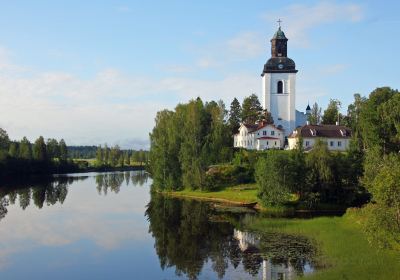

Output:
xmin=0 ymin=0 xmax=399 ymax=149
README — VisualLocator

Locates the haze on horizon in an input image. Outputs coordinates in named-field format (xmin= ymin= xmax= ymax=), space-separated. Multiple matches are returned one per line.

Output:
xmin=0 ymin=0 xmax=398 ymax=149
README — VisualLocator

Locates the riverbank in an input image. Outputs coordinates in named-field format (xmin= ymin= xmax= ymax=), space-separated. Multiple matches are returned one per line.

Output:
xmin=162 ymin=184 xmax=347 ymax=213
xmin=164 ymin=184 xmax=259 ymax=206
xmin=245 ymin=215 xmax=400 ymax=280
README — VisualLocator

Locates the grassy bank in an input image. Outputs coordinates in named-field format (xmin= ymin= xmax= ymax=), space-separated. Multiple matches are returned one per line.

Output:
xmin=166 ymin=184 xmax=259 ymax=205
xmin=246 ymin=215 xmax=400 ymax=280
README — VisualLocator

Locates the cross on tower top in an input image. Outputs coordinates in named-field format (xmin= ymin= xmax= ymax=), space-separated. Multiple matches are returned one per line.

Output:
xmin=277 ymin=19 xmax=282 ymax=28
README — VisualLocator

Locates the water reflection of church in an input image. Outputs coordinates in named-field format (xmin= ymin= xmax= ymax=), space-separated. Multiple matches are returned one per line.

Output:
xmin=234 ymin=229 xmax=297 ymax=280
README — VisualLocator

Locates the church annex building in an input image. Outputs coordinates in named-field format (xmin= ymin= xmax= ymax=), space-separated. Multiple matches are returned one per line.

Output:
xmin=234 ymin=24 xmax=351 ymax=151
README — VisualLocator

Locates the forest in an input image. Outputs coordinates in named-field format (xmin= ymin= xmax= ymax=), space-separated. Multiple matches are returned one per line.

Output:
xmin=0 ymin=132 xmax=149 ymax=179
xmin=149 ymin=86 xmax=400 ymax=250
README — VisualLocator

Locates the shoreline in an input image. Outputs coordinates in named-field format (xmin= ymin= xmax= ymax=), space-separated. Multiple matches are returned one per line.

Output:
xmin=159 ymin=189 xmax=347 ymax=213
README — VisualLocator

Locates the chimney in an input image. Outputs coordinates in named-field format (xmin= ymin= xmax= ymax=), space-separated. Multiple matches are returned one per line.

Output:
xmin=335 ymin=121 xmax=339 ymax=126
xmin=306 ymin=121 xmax=310 ymax=125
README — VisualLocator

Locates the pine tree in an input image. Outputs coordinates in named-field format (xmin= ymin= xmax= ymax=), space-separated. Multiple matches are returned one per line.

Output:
xmin=228 ymin=98 xmax=242 ymax=134
xmin=241 ymin=94 xmax=263 ymax=124
xmin=59 ymin=139 xmax=68 ymax=161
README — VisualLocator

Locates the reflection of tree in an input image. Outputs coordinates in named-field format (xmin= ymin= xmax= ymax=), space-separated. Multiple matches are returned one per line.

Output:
xmin=0 ymin=197 xmax=8 ymax=221
xmin=146 ymin=194 xmax=262 ymax=280
xmin=95 ymin=171 xmax=149 ymax=195
xmin=146 ymin=194 xmax=319 ymax=280
xmin=0 ymin=175 xmax=80 ymax=219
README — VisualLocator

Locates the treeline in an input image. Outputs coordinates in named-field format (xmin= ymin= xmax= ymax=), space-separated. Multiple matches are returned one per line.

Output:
xmin=150 ymin=98 xmax=232 ymax=190
xmin=95 ymin=145 xmax=148 ymax=167
xmin=68 ymin=146 xmax=97 ymax=159
xmin=0 ymin=130 xmax=80 ymax=179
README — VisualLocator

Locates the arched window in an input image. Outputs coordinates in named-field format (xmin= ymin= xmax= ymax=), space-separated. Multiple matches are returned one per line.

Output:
xmin=277 ymin=81 xmax=283 ymax=94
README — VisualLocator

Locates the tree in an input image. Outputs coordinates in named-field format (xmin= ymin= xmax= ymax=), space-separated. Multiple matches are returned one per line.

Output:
xmin=322 ymin=99 xmax=342 ymax=125
xmin=8 ymin=142 xmax=19 ymax=158
xmin=256 ymin=151 xmax=292 ymax=206
xmin=345 ymin=93 xmax=366 ymax=132
xmin=228 ymin=98 xmax=242 ymax=134
xmin=307 ymin=102 xmax=322 ymax=125
xmin=46 ymin=138 xmax=60 ymax=159
xmin=0 ymin=128 xmax=10 ymax=158
xmin=241 ymin=94 xmax=263 ymax=124
xmin=362 ymin=150 xmax=400 ymax=249
xmin=59 ymin=139 xmax=68 ymax=161
xmin=33 ymin=136 xmax=47 ymax=161
xmin=95 ymin=145 xmax=104 ymax=166
xmin=358 ymin=87 xmax=398 ymax=153
xmin=306 ymin=139 xmax=333 ymax=202
xmin=124 ymin=151 xmax=130 ymax=166
xmin=109 ymin=145 xmax=121 ymax=167
xmin=19 ymin=137 xmax=32 ymax=160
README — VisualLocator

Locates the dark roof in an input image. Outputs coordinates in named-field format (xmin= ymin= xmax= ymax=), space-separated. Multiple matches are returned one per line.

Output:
xmin=256 ymin=122 xmax=283 ymax=131
xmin=262 ymin=57 xmax=297 ymax=75
xmin=272 ymin=27 xmax=287 ymax=40
xmin=288 ymin=124 xmax=352 ymax=138
xmin=243 ymin=123 xmax=258 ymax=132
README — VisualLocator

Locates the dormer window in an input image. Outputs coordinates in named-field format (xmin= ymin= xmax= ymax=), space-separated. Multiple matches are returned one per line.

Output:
xmin=340 ymin=129 xmax=347 ymax=137
xmin=310 ymin=129 xmax=317 ymax=136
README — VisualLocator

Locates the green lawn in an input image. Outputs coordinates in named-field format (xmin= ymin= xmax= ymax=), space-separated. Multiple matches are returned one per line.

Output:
xmin=168 ymin=184 xmax=259 ymax=204
xmin=247 ymin=215 xmax=400 ymax=280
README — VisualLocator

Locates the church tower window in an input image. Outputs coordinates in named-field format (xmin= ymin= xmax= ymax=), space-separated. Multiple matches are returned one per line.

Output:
xmin=277 ymin=81 xmax=283 ymax=94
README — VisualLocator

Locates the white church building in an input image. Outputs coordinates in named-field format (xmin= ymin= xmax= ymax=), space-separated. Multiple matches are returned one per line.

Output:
xmin=234 ymin=24 xmax=351 ymax=151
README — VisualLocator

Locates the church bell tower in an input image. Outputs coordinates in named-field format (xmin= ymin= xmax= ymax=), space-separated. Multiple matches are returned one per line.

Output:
xmin=261 ymin=22 xmax=298 ymax=136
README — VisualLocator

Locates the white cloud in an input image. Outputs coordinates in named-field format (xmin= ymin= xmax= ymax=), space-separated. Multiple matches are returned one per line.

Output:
xmin=263 ymin=1 xmax=364 ymax=47
xmin=0 ymin=48 xmax=261 ymax=148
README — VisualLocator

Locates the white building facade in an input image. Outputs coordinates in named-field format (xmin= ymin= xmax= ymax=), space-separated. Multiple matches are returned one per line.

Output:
xmin=288 ymin=124 xmax=352 ymax=151
xmin=234 ymin=123 xmax=285 ymax=150
xmin=261 ymin=26 xmax=298 ymax=137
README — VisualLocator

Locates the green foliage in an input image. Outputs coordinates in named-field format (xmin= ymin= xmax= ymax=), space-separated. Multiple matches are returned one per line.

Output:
xmin=241 ymin=93 xmax=263 ymax=124
xmin=19 ymin=137 xmax=32 ymax=160
xmin=228 ymin=97 xmax=242 ymax=135
xmin=33 ymin=136 xmax=47 ymax=161
xmin=255 ymin=151 xmax=292 ymax=206
xmin=46 ymin=138 xmax=59 ymax=159
xmin=59 ymin=139 xmax=68 ymax=161
xmin=8 ymin=142 xmax=19 ymax=158
xmin=322 ymin=99 xmax=342 ymax=124
xmin=358 ymin=87 xmax=399 ymax=153
xmin=94 ymin=145 xmax=148 ymax=167
xmin=308 ymin=102 xmax=322 ymax=125
xmin=149 ymin=98 xmax=232 ymax=191
xmin=204 ymin=164 xmax=253 ymax=190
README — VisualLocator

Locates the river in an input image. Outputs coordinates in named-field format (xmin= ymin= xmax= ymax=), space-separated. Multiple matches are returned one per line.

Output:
xmin=0 ymin=171 xmax=319 ymax=280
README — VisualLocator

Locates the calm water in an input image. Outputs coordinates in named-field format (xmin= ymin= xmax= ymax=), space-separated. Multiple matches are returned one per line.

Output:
xmin=0 ymin=171 xmax=318 ymax=280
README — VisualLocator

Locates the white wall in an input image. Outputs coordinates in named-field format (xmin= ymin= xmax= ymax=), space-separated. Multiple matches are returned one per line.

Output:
xmin=288 ymin=137 xmax=350 ymax=151
xmin=262 ymin=72 xmax=296 ymax=136
xmin=234 ymin=125 xmax=256 ymax=149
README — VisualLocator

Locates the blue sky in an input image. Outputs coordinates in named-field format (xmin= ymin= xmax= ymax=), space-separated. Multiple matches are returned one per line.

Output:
xmin=0 ymin=0 xmax=399 ymax=148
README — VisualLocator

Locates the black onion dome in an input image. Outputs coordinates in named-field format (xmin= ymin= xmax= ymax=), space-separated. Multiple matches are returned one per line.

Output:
xmin=261 ymin=57 xmax=297 ymax=76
